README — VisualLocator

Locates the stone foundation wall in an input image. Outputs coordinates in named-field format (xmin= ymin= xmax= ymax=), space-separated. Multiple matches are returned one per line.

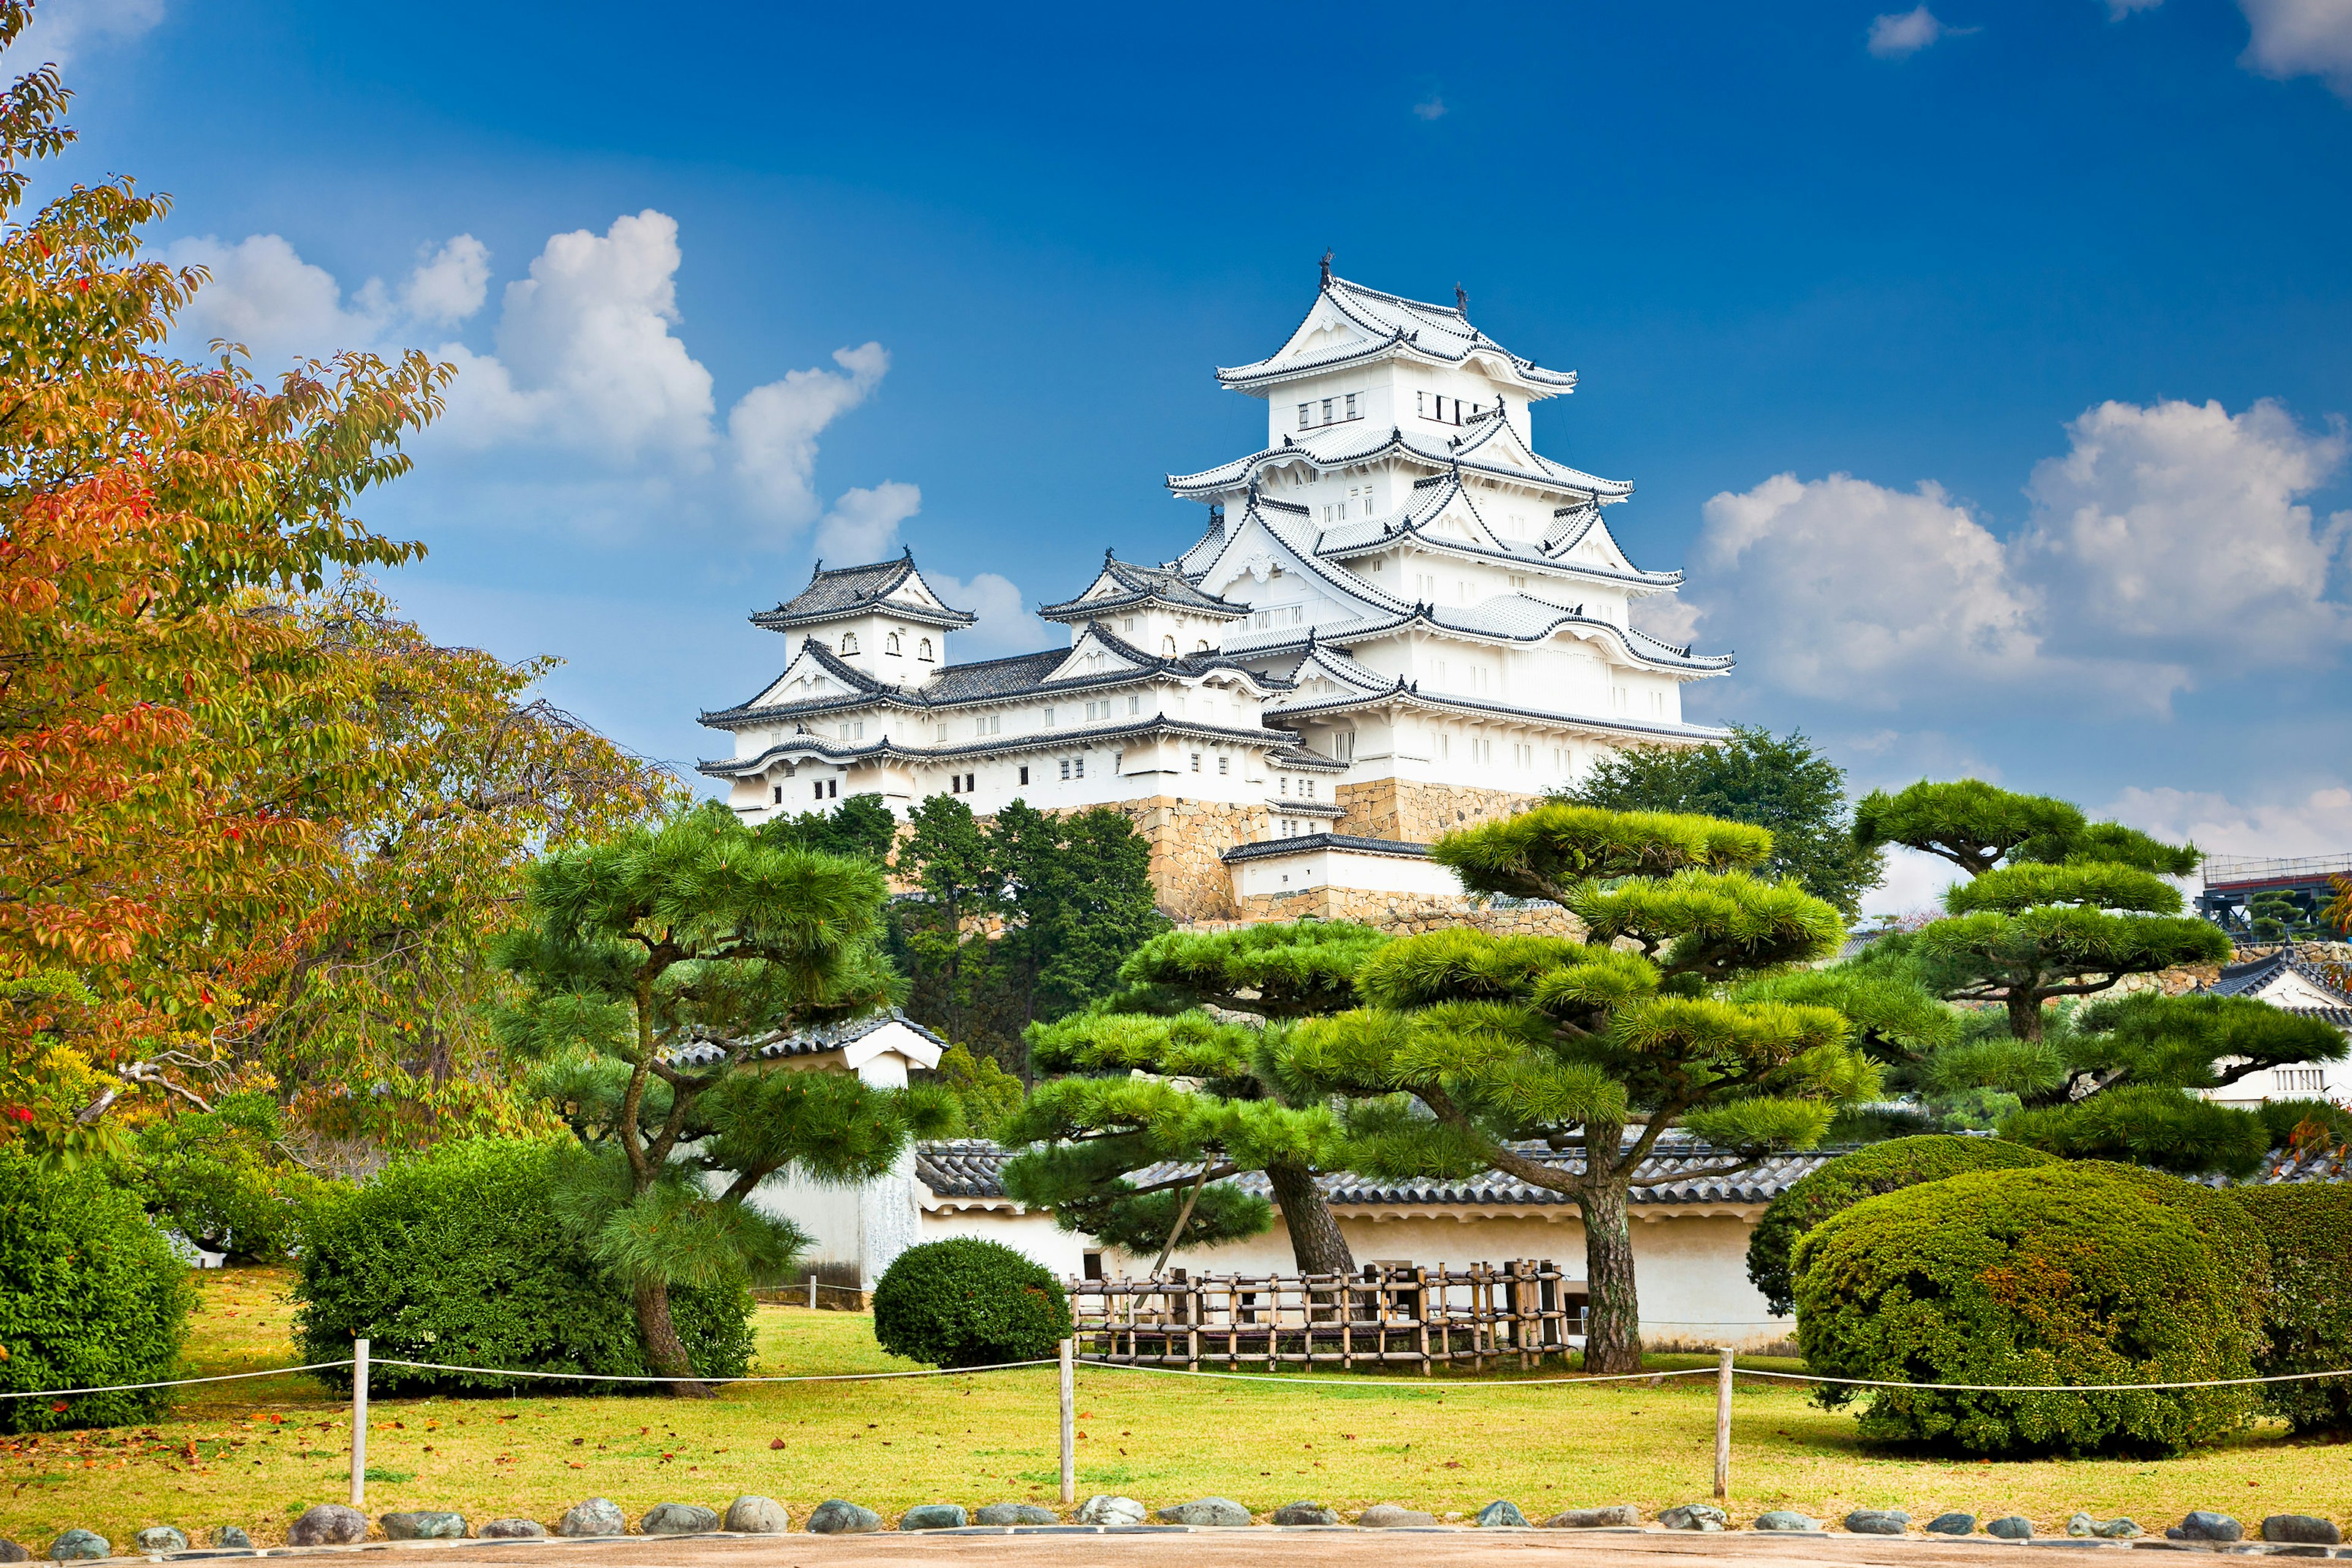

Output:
xmin=1104 ymin=795 xmax=1264 ymax=924
xmin=1226 ymin=887 xmax=1581 ymax=937
xmin=1336 ymin=777 xmax=1546 ymax=843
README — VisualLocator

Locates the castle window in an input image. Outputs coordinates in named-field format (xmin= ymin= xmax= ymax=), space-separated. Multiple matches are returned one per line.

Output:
xmin=1305 ymin=778 xmax=1316 ymax=799
xmin=840 ymin=632 xmax=859 ymax=654
xmin=1321 ymin=398 xmax=1333 ymax=424
xmin=1060 ymin=759 xmax=1069 ymax=780
xmin=1195 ymin=639 xmax=1208 ymax=652
xmin=937 ymin=722 xmax=949 ymax=741
xmin=1280 ymin=776 xmax=1289 ymax=796
xmin=1162 ymin=635 xmax=1177 ymax=657
xmin=1297 ymin=402 xmax=1310 ymax=430
xmin=1344 ymin=393 xmax=1357 ymax=420
xmin=1074 ymin=755 xmax=1085 ymax=778
xmin=918 ymin=638 xmax=934 ymax=660
xmin=1112 ymin=750 xmax=1123 ymax=773
xmin=886 ymin=632 xmax=900 ymax=654
xmin=1189 ymin=753 xmax=1202 ymax=772
xmin=1019 ymin=765 xmax=1030 ymax=785
xmin=772 ymin=785 xmax=783 ymax=804
xmin=1417 ymin=390 xmax=1427 ymax=417
xmin=1128 ymin=695 xmax=1141 ymax=715
xmin=1044 ymin=706 xmax=1056 ymax=726
xmin=1217 ymin=755 xmax=1229 ymax=775
xmin=1123 ymin=617 xmax=1136 ymax=632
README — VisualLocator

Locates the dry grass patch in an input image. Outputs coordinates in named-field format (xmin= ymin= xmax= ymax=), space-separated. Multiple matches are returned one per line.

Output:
xmin=2 ymin=1267 xmax=2345 ymax=1548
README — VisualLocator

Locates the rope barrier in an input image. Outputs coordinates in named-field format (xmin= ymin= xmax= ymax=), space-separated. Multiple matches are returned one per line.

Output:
xmin=1074 ymin=1361 xmax=1716 ymax=1388
xmin=0 ymin=1361 xmax=356 ymax=1400
xmin=368 ymin=1357 xmax=1057 ymax=1385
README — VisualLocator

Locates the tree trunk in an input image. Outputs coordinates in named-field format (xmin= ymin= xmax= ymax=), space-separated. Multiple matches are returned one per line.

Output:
xmin=1578 ymin=1180 xmax=1643 ymax=1374
xmin=633 ymin=1278 xmax=712 ymax=1398
xmin=2007 ymin=988 xmax=2044 ymax=1044
xmin=1264 ymin=1157 xmax=1354 ymax=1275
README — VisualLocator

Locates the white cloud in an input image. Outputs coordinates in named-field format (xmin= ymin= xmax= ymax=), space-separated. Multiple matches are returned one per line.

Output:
xmin=813 ymin=481 xmax=922 ymax=564
xmin=1868 ymin=6 xmax=1962 ymax=58
xmin=1412 ymin=97 xmax=1447 ymax=121
xmin=1859 ymin=845 xmax=1964 ymax=919
xmin=2101 ymin=783 xmax=2352 ymax=859
xmin=398 ymin=235 xmax=491 ymax=326
xmin=2106 ymin=0 xmax=2163 ymax=17
xmin=17 ymin=0 xmax=162 ymax=65
xmin=729 ymin=342 xmax=891 ymax=527
xmin=1690 ymin=471 xmax=2048 ymax=705
xmin=2239 ymin=0 xmax=2352 ymax=99
xmin=485 ymin=210 xmax=715 ymax=466
xmin=1683 ymin=397 xmax=2348 ymax=714
xmin=929 ymin=570 xmax=1044 ymax=658
xmin=2023 ymin=398 xmax=2350 ymax=662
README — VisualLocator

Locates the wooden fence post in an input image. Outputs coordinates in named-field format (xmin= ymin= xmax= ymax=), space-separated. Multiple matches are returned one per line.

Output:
xmin=349 ymin=1338 xmax=369 ymax=1510
xmin=1058 ymin=1336 xmax=1075 ymax=1506
xmin=1714 ymin=1346 xmax=1735 ymax=1501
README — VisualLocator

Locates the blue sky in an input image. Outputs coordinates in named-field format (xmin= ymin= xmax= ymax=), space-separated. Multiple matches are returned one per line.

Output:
xmin=32 ymin=0 xmax=2352 ymax=908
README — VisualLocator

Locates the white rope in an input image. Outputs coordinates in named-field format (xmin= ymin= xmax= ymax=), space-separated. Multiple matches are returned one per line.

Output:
xmin=1077 ymin=1360 xmax=2352 ymax=1393
xmin=0 ymin=1361 xmax=355 ymax=1400
xmin=1732 ymin=1366 xmax=2352 ymax=1393
xmin=369 ymin=1357 xmax=1057 ymax=1384
xmin=1076 ymin=1361 xmax=1715 ymax=1387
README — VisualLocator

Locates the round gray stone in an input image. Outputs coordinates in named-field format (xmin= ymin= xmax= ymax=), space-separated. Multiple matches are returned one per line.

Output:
xmin=2094 ymin=1519 xmax=2143 ymax=1539
xmin=1926 ymin=1513 xmax=1976 ymax=1536
xmin=473 ymin=1520 xmax=545 ymax=1540
xmin=1988 ymin=1517 xmax=2034 ymax=1540
xmin=380 ymin=1512 xmax=466 ymax=1541
xmin=1075 ymin=1496 xmax=1145 ymax=1526
xmin=0 ymin=1542 xmax=30 ymax=1564
xmin=2173 ymin=1512 xmax=2244 ymax=1543
xmin=1660 ymin=1504 xmax=1729 ymax=1532
xmin=1160 ymin=1499 xmax=1253 ymax=1528
xmin=723 ymin=1497 xmax=788 ymax=1534
xmin=1844 ymin=1509 xmax=1910 ymax=1536
xmin=640 ymin=1504 xmax=719 ymax=1536
xmin=1543 ymin=1505 xmax=1641 ymax=1529
xmin=899 ymin=1504 xmax=968 ymax=1532
xmin=206 ymin=1527 xmax=253 ymax=1550
xmin=1476 ymin=1501 xmax=1529 ymax=1529
xmin=974 ymin=1505 xmax=1058 ymax=1527
xmin=1754 ymin=1512 xmax=1820 ymax=1532
xmin=558 ymin=1499 xmax=625 ymax=1539
xmin=2263 ymin=1517 xmax=2343 ymax=1546
xmin=804 ymin=1500 xmax=882 ymax=1536
xmin=134 ymin=1527 xmax=189 ymax=1554
xmin=287 ymin=1506 xmax=367 ymax=1547
xmin=1269 ymin=1502 xmax=1338 ymax=1527
xmin=2067 ymin=1513 xmax=2097 ymax=1537
xmin=1357 ymin=1504 xmax=1438 ymax=1529
xmin=47 ymin=1535 xmax=107 ymax=1564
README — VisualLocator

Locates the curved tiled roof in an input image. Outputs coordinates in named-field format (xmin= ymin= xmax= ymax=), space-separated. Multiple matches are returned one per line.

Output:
xmin=1039 ymin=556 xmax=1248 ymax=622
xmin=1213 ymin=274 xmax=1580 ymax=397
xmin=666 ymin=1009 xmax=948 ymax=1068
xmin=1221 ymin=832 xmax=1431 ymax=865
xmin=698 ymin=712 xmax=1303 ymax=780
xmin=2204 ymin=945 xmax=2352 ymax=1011
xmin=751 ymin=552 xmax=976 ymax=632
xmin=1167 ymin=420 xmax=1631 ymax=503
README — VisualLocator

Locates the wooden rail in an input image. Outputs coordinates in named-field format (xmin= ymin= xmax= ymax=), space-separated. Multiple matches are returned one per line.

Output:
xmin=1066 ymin=1260 xmax=1588 ymax=1373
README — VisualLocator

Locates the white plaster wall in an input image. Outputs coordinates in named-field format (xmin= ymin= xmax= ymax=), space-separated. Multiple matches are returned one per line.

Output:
xmin=1231 ymin=846 xmax=1463 ymax=900
xmin=922 ymin=1207 xmax=1094 ymax=1278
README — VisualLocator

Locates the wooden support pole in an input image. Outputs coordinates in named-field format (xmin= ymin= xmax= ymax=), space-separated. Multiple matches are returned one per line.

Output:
xmin=809 ymin=1274 xmax=819 ymax=1310
xmin=1714 ymin=1346 xmax=1735 ymax=1501
xmin=349 ymin=1338 xmax=369 ymax=1509
xmin=1058 ymin=1336 xmax=1076 ymax=1506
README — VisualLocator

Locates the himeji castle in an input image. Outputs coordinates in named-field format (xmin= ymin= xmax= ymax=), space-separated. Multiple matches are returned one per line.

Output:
xmin=700 ymin=265 xmax=1734 ymax=925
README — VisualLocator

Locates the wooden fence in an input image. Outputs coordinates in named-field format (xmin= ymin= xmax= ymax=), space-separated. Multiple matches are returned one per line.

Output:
xmin=1066 ymin=1261 xmax=1588 ymax=1373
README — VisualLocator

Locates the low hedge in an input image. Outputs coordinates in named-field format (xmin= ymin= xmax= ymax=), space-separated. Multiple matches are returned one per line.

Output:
xmin=873 ymin=1237 xmax=1072 ymax=1369
xmin=1792 ymin=1160 xmax=2266 ymax=1457
xmin=293 ymin=1138 xmax=752 ymax=1393
xmin=1746 ymin=1135 xmax=2055 ymax=1314
xmin=0 ymin=1150 xmax=193 ymax=1433
xmin=2226 ymin=1182 xmax=2352 ymax=1436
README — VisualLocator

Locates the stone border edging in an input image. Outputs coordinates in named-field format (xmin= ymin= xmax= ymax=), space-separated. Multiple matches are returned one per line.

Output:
xmin=59 ymin=1528 xmax=2352 ymax=1562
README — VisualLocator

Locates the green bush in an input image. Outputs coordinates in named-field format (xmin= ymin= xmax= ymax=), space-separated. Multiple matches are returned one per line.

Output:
xmin=1746 ymin=1135 xmax=2055 ymax=1314
xmin=872 ymin=1237 xmax=1072 ymax=1369
xmin=1792 ymin=1161 xmax=2266 ymax=1456
xmin=127 ymin=1092 xmax=330 ymax=1263
xmin=2226 ymin=1182 xmax=2352 ymax=1436
xmin=0 ymin=1150 xmax=193 ymax=1432
xmin=2000 ymin=1084 xmax=2271 ymax=1178
xmin=293 ymin=1139 xmax=752 ymax=1394
xmin=2257 ymin=1097 xmax=2352 ymax=1151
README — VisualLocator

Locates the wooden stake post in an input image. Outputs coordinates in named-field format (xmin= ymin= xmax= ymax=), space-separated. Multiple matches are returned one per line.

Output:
xmin=1057 ymin=1337 xmax=1075 ymax=1506
xmin=1713 ymin=1346 xmax=1734 ymax=1501
xmin=350 ymin=1338 xmax=370 ymax=1509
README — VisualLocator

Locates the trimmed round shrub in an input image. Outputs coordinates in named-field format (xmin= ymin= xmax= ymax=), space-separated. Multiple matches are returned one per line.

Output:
xmin=0 ymin=1150 xmax=193 ymax=1432
xmin=1792 ymin=1161 xmax=2266 ymax=1456
xmin=1746 ymin=1135 xmax=2056 ymax=1314
xmin=2226 ymin=1182 xmax=2352 ymax=1436
xmin=293 ymin=1139 xmax=752 ymax=1394
xmin=873 ymin=1237 xmax=1072 ymax=1369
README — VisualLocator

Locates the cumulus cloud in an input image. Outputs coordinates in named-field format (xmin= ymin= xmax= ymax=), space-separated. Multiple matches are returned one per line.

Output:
xmin=1412 ymin=97 xmax=1447 ymax=121
xmin=813 ymin=481 xmax=922 ymax=564
xmin=730 ymin=342 xmax=891 ymax=526
xmin=2101 ymin=783 xmax=2352 ymax=859
xmin=2022 ymin=398 xmax=2350 ymax=662
xmin=398 ymin=235 xmax=491 ymax=326
xmin=1868 ymin=6 xmax=1964 ymax=58
xmin=2239 ymin=0 xmax=2352 ymax=99
xmin=17 ymin=0 xmax=162 ymax=65
xmin=165 ymin=233 xmax=385 ymax=364
xmin=1683 ymin=397 xmax=2349 ymax=714
xmin=2106 ymin=0 xmax=2163 ymax=16
xmin=929 ymin=569 xmax=1046 ymax=659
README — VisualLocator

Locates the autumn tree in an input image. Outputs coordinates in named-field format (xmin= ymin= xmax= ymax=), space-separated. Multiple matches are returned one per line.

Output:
xmin=497 ymin=804 xmax=956 ymax=1392
xmin=1281 ymin=804 xmax=1876 ymax=1373
xmin=999 ymin=920 xmax=1387 ymax=1275
xmin=0 ymin=9 xmax=453 ymax=1153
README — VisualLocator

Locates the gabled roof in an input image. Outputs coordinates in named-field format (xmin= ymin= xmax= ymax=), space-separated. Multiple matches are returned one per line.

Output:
xmin=1037 ymin=555 xmax=1248 ymax=623
xmin=1213 ymin=273 xmax=1579 ymax=399
xmin=666 ymin=1009 xmax=948 ymax=1069
xmin=2204 ymin=945 xmax=2352 ymax=1025
xmin=1314 ymin=469 xmax=1683 ymax=592
xmin=751 ymin=551 xmax=976 ymax=633
xmin=698 ymin=710 xmax=1300 ymax=780
xmin=1167 ymin=419 xmax=1631 ymax=505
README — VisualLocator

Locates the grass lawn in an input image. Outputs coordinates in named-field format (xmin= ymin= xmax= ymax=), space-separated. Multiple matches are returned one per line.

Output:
xmin=2 ymin=1267 xmax=2344 ymax=1548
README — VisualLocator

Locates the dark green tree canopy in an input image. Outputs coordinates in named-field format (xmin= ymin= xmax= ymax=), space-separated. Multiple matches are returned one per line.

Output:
xmin=1565 ymin=726 xmax=1883 ymax=916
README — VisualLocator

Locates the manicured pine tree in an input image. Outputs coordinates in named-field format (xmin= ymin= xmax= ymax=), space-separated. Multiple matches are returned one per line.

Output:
xmin=1276 ymin=804 xmax=1878 ymax=1374
xmin=1851 ymin=779 xmax=2345 ymax=1174
xmin=997 ymin=920 xmax=1389 ymax=1275
xmin=499 ymin=804 xmax=956 ymax=1393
